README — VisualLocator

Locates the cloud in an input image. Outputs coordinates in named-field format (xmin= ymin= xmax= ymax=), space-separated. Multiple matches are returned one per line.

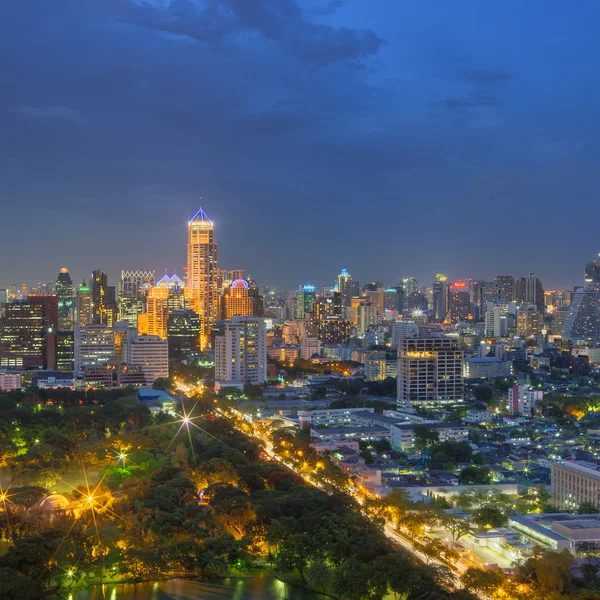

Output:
xmin=12 ymin=105 xmax=85 ymax=125
xmin=119 ymin=0 xmax=383 ymax=67
xmin=439 ymin=66 xmax=510 ymax=113
xmin=308 ymin=0 xmax=346 ymax=16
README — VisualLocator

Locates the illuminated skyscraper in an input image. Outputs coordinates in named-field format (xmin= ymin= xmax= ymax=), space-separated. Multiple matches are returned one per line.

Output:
xmin=56 ymin=268 xmax=74 ymax=330
xmin=221 ymin=279 xmax=254 ymax=319
xmin=187 ymin=208 xmax=218 ymax=348
xmin=91 ymin=270 xmax=108 ymax=325
xmin=337 ymin=269 xmax=352 ymax=306
xmin=447 ymin=282 xmax=471 ymax=323
xmin=167 ymin=309 xmax=201 ymax=361
xmin=76 ymin=280 xmax=93 ymax=327
xmin=495 ymin=275 xmax=514 ymax=302
xmin=294 ymin=284 xmax=315 ymax=319
xmin=143 ymin=275 xmax=188 ymax=340
xmin=118 ymin=270 xmax=155 ymax=325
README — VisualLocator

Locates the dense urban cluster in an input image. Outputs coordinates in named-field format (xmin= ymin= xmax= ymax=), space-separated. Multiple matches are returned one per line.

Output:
xmin=1 ymin=209 xmax=600 ymax=599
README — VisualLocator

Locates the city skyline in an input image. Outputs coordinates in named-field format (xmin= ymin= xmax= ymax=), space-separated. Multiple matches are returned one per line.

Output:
xmin=3 ymin=2 xmax=600 ymax=288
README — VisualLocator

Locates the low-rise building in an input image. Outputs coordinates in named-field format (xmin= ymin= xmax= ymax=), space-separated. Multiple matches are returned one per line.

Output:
xmin=464 ymin=357 xmax=512 ymax=379
xmin=552 ymin=460 xmax=600 ymax=511
xmin=0 ymin=372 xmax=21 ymax=391
xmin=464 ymin=409 xmax=493 ymax=424
xmin=390 ymin=422 xmax=468 ymax=450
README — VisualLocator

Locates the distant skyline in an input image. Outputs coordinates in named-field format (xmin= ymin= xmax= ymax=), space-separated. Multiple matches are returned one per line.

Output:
xmin=2 ymin=1 xmax=600 ymax=289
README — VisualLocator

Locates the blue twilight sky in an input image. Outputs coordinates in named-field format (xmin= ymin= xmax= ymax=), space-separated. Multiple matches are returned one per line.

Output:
xmin=1 ymin=0 xmax=599 ymax=291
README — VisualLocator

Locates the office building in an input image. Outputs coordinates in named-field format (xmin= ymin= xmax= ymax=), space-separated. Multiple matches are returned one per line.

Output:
xmin=432 ymin=274 xmax=448 ymax=321
xmin=53 ymin=330 xmax=75 ymax=371
xmin=562 ymin=287 xmax=600 ymax=346
xmin=447 ymin=282 xmax=471 ymax=322
xmin=585 ymin=258 xmax=600 ymax=285
xmin=167 ymin=309 xmax=201 ymax=361
xmin=552 ymin=461 xmax=600 ymax=511
xmin=76 ymin=280 xmax=93 ymax=327
xmin=83 ymin=363 xmax=146 ymax=389
xmin=56 ymin=268 xmax=74 ymax=330
xmin=464 ymin=357 xmax=512 ymax=379
xmin=517 ymin=305 xmax=541 ymax=337
xmin=123 ymin=334 xmax=169 ymax=385
xmin=214 ymin=316 xmax=267 ymax=390
xmin=357 ymin=301 xmax=377 ymax=336
xmin=397 ymin=333 xmax=464 ymax=408
xmin=187 ymin=207 xmax=219 ymax=348
xmin=294 ymin=284 xmax=316 ymax=319
xmin=221 ymin=279 xmax=254 ymax=319
xmin=118 ymin=270 xmax=154 ymax=324
xmin=91 ymin=270 xmax=108 ymax=325
xmin=74 ymin=324 xmax=116 ymax=376
xmin=142 ymin=274 xmax=189 ymax=340
xmin=337 ymin=268 xmax=352 ymax=306
xmin=525 ymin=273 xmax=545 ymax=312
xmin=495 ymin=275 xmax=514 ymax=302
xmin=484 ymin=301 xmax=509 ymax=338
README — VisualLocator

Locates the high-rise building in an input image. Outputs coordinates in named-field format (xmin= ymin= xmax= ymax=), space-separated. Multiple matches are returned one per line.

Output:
xmin=123 ymin=333 xmax=169 ymax=385
xmin=187 ymin=208 xmax=219 ymax=349
xmin=495 ymin=275 xmax=514 ymax=302
xmin=357 ymin=301 xmax=377 ymax=336
xmin=517 ymin=305 xmax=541 ymax=337
xmin=447 ymin=282 xmax=471 ymax=322
xmin=215 ymin=316 xmax=267 ymax=389
xmin=167 ymin=309 xmax=201 ymax=361
xmin=432 ymin=274 xmax=448 ymax=321
xmin=118 ymin=270 xmax=155 ymax=325
xmin=56 ymin=268 xmax=74 ymax=330
xmin=74 ymin=323 xmax=116 ymax=376
xmin=552 ymin=461 xmax=600 ymax=511
xmin=301 ymin=335 xmax=321 ymax=360
xmin=397 ymin=332 xmax=464 ymax=408
xmin=508 ymin=382 xmax=542 ymax=415
xmin=337 ymin=269 xmax=352 ymax=306
xmin=142 ymin=274 xmax=189 ymax=340
xmin=514 ymin=277 xmax=527 ymax=305
xmin=562 ymin=287 xmax=600 ymax=346
xmin=484 ymin=302 xmax=509 ymax=338
xmin=0 ymin=301 xmax=46 ymax=367
xmin=91 ymin=270 xmax=108 ymax=325
xmin=319 ymin=316 xmax=351 ymax=345
xmin=53 ymin=330 xmax=75 ymax=371
xmin=525 ymin=273 xmax=545 ymax=312
xmin=221 ymin=279 xmax=254 ymax=319
xmin=247 ymin=279 xmax=264 ymax=317
xmin=585 ymin=258 xmax=600 ymax=285
xmin=76 ymin=280 xmax=93 ymax=327
xmin=295 ymin=284 xmax=315 ymax=319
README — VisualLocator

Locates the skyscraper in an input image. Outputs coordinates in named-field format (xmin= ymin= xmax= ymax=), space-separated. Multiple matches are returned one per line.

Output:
xmin=56 ymin=268 xmax=74 ymax=330
xmin=562 ymin=287 xmax=600 ymax=346
xmin=214 ymin=316 xmax=267 ymax=390
xmin=294 ymin=284 xmax=316 ymax=319
xmin=432 ymin=274 xmax=448 ymax=321
xmin=167 ymin=309 xmax=201 ymax=361
xmin=76 ymin=280 xmax=93 ymax=327
xmin=221 ymin=279 xmax=254 ymax=319
xmin=118 ymin=270 xmax=155 ymax=325
xmin=91 ymin=270 xmax=108 ymax=325
xmin=525 ymin=273 xmax=545 ymax=312
xmin=337 ymin=269 xmax=352 ymax=306
xmin=495 ymin=275 xmax=514 ymax=302
xmin=447 ymin=282 xmax=471 ymax=322
xmin=187 ymin=208 xmax=218 ymax=348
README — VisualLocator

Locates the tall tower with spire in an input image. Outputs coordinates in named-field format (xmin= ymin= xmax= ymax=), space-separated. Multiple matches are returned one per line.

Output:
xmin=187 ymin=207 xmax=219 ymax=348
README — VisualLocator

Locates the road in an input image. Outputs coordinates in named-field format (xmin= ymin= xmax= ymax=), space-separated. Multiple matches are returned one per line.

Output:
xmin=206 ymin=403 xmax=471 ymax=593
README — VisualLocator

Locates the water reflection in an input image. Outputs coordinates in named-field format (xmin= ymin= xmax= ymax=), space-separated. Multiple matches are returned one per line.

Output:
xmin=66 ymin=573 xmax=322 ymax=600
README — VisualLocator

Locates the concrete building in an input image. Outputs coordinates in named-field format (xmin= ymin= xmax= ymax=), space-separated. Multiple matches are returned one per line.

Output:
xmin=562 ymin=286 xmax=600 ymax=346
xmin=390 ymin=422 xmax=468 ymax=450
xmin=508 ymin=382 xmax=543 ymax=414
xmin=74 ymin=324 xmax=116 ymax=376
xmin=0 ymin=372 xmax=21 ymax=391
xmin=187 ymin=208 xmax=219 ymax=348
xmin=123 ymin=334 xmax=169 ymax=386
xmin=464 ymin=357 xmax=512 ymax=379
xmin=484 ymin=301 xmax=509 ymax=338
xmin=214 ymin=316 xmax=267 ymax=390
xmin=301 ymin=335 xmax=321 ymax=360
xmin=552 ymin=461 xmax=600 ymax=511
xmin=397 ymin=335 xmax=464 ymax=408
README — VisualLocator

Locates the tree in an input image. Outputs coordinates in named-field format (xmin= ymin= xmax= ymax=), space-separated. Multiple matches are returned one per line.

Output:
xmin=577 ymin=501 xmax=600 ymax=514
xmin=473 ymin=386 xmax=493 ymax=403
xmin=275 ymin=533 xmax=317 ymax=586
xmin=307 ymin=559 xmax=331 ymax=593
xmin=461 ymin=568 xmax=504 ymax=596
xmin=528 ymin=549 xmax=575 ymax=594
xmin=473 ymin=506 xmax=505 ymax=529
xmin=414 ymin=425 xmax=439 ymax=450
xmin=459 ymin=466 xmax=492 ymax=485
xmin=442 ymin=515 xmax=471 ymax=546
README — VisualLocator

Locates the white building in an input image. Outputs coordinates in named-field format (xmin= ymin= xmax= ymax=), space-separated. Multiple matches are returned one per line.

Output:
xmin=0 ymin=372 xmax=21 ymax=391
xmin=397 ymin=335 xmax=464 ymax=408
xmin=215 ymin=316 xmax=267 ymax=390
xmin=390 ymin=422 xmax=468 ymax=450
xmin=391 ymin=321 xmax=419 ymax=347
xmin=301 ymin=335 xmax=321 ymax=360
xmin=357 ymin=302 xmax=377 ymax=337
xmin=508 ymin=383 xmax=543 ymax=415
xmin=484 ymin=301 xmax=509 ymax=338
xmin=464 ymin=409 xmax=493 ymax=424
xmin=464 ymin=357 xmax=512 ymax=379
xmin=123 ymin=334 xmax=169 ymax=385
xmin=74 ymin=324 xmax=116 ymax=376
